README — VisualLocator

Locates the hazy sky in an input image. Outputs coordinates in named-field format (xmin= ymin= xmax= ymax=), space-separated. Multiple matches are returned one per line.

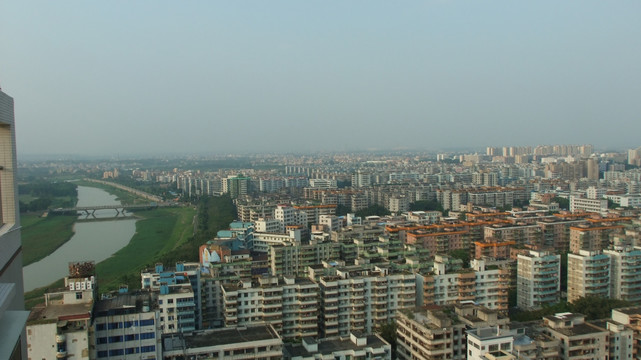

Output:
xmin=1 ymin=1 xmax=640 ymax=157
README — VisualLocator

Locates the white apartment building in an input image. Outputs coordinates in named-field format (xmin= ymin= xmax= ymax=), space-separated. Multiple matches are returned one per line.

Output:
xmin=319 ymin=215 xmax=342 ymax=232
xmin=352 ymin=171 xmax=372 ymax=188
xmin=254 ymin=218 xmax=282 ymax=233
xmin=26 ymin=263 xmax=96 ymax=360
xmin=275 ymin=205 xmax=308 ymax=232
xmin=157 ymin=284 xmax=196 ymax=334
xmin=249 ymin=229 xmax=301 ymax=253
xmin=604 ymin=245 xmax=641 ymax=302
xmin=567 ymin=250 xmax=611 ymax=302
xmin=517 ymin=251 xmax=561 ymax=310
xmin=586 ymin=186 xmax=606 ymax=200
xmin=403 ymin=210 xmax=441 ymax=225
xmin=466 ymin=327 xmax=514 ymax=360
xmin=221 ymin=276 xmax=319 ymax=340
xmin=388 ymin=196 xmax=410 ymax=213
xmin=309 ymin=178 xmax=338 ymax=189
xmin=318 ymin=266 xmax=416 ymax=338
xmin=569 ymin=195 xmax=608 ymax=215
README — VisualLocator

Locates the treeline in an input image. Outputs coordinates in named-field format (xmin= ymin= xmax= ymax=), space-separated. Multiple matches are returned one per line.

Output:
xmin=18 ymin=181 xmax=77 ymax=212
xmin=510 ymin=297 xmax=632 ymax=322
xmin=159 ymin=194 xmax=237 ymax=264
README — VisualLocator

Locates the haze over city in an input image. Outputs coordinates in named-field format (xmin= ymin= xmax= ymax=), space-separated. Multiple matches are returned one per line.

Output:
xmin=1 ymin=1 xmax=640 ymax=158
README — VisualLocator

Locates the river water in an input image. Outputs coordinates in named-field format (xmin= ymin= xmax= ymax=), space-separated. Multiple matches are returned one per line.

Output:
xmin=22 ymin=186 xmax=137 ymax=291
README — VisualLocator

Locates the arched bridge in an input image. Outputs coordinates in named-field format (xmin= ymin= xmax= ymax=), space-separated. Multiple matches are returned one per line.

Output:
xmin=49 ymin=203 xmax=162 ymax=217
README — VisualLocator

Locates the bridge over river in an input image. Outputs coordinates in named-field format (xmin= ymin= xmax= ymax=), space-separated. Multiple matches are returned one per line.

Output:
xmin=49 ymin=203 xmax=168 ymax=217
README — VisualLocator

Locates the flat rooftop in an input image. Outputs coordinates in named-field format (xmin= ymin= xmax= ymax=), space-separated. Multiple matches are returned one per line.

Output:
xmin=164 ymin=324 xmax=280 ymax=351
xmin=27 ymin=302 xmax=93 ymax=325
xmin=284 ymin=335 xmax=388 ymax=357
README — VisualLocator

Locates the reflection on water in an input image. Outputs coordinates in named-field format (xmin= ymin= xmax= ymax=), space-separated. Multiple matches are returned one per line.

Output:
xmin=23 ymin=186 xmax=136 ymax=291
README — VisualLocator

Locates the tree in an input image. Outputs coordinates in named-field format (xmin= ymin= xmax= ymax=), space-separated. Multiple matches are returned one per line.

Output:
xmin=570 ymin=297 xmax=631 ymax=320
xmin=409 ymin=200 xmax=444 ymax=213
xmin=335 ymin=204 xmax=350 ymax=216
xmin=377 ymin=321 xmax=397 ymax=359
xmin=355 ymin=205 xmax=391 ymax=218
xmin=553 ymin=197 xmax=569 ymax=210
xmin=449 ymin=249 xmax=470 ymax=268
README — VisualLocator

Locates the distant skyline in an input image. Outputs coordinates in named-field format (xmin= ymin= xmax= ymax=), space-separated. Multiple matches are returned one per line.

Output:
xmin=2 ymin=1 xmax=640 ymax=157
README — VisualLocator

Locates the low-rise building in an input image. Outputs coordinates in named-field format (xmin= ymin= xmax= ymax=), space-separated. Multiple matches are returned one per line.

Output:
xmin=162 ymin=324 xmax=283 ymax=359
xmin=283 ymin=333 xmax=391 ymax=360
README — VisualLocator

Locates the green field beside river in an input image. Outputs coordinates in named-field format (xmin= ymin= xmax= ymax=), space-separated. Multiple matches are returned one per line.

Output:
xmin=24 ymin=205 xmax=196 ymax=308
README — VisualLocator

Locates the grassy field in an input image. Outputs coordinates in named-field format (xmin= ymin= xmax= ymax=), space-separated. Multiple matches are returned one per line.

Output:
xmin=95 ymin=206 xmax=196 ymax=292
xmin=23 ymin=206 xmax=196 ymax=307
xmin=21 ymin=214 xmax=78 ymax=266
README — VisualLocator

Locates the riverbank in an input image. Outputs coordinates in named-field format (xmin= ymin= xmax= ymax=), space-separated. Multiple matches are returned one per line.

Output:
xmin=96 ymin=206 xmax=196 ymax=292
xmin=74 ymin=179 xmax=148 ymax=205
xmin=21 ymin=214 xmax=77 ymax=266
xmin=23 ymin=205 xmax=196 ymax=307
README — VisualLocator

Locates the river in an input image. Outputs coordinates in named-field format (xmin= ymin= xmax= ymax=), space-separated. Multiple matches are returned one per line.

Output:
xmin=22 ymin=186 xmax=137 ymax=292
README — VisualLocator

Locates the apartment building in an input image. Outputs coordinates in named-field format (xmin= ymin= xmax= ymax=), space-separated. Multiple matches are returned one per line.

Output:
xmin=157 ymin=284 xmax=196 ymax=334
xmin=293 ymin=204 xmax=337 ymax=227
xmin=543 ymin=313 xmax=609 ymax=360
xmin=275 ymin=204 xmax=308 ymax=231
xmin=517 ymin=251 xmax=561 ymax=310
xmin=466 ymin=327 xmax=515 ymax=360
xmin=221 ymin=276 xmax=319 ymax=340
xmin=537 ymin=217 xmax=588 ymax=253
xmin=419 ymin=257 xmax=510 ymax=312
xmin=604 ymin=245 xmax=641 ymax=302
xmin=570 ymin=224 xmax=624 ymax=254
xmin=318 ymin=266 xmax=416 ymax=338
xmin=567 ymin=250 xmax=611 ymax=302
xmin=93 ymin=292 xmax=161 ymax=359
xmin=611 ymin=307 xmax=641 ymax=359
xmin=26 ymin=262 xmax=96 ymax=360
xmin=569 ymin=195 xmax=608 ymax=216
xmin=396 ymin=309 xmax=467 ymax=360
xmin=141 ymin=263 xmax=201 ymax=331
xmin=484 ymin=223 xmax=543 ymax=248
xmin=270 ymin=241 xmax=337 ymax=277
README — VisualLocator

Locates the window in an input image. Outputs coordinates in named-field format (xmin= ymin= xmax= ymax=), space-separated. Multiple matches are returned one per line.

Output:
xmin=76 ymin=292 xmax=83 ymax=300
xmin=97 ymin=337 xmax=108 ymax=344
xmin=501 ymin=343 xmax=511 ymax=350
xmin=97 ymin=351 xmax=108 ymax=358
xmin=141 ymin=345 xmax=156 ymax=353
xmin=140 ymin=319 xmax=154 ymax=326
xmin=109 ymin=336 xmax=123 ymax=343
xmin=168 ymin=299 xmax=174 ymax=304
xmin=109 ymin=349 xmax=124 ymax=356
xmin=489 ymin=344 xmax=498 ymax=352
xmin=96 ymin=324 xmax=106 ymax=331
xmin=141 ymin=332 xmax=155 ymax=340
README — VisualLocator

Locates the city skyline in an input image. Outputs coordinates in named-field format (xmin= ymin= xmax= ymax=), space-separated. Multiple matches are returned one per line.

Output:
xmin=2 ymin=1 xmax=641 ymax=156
